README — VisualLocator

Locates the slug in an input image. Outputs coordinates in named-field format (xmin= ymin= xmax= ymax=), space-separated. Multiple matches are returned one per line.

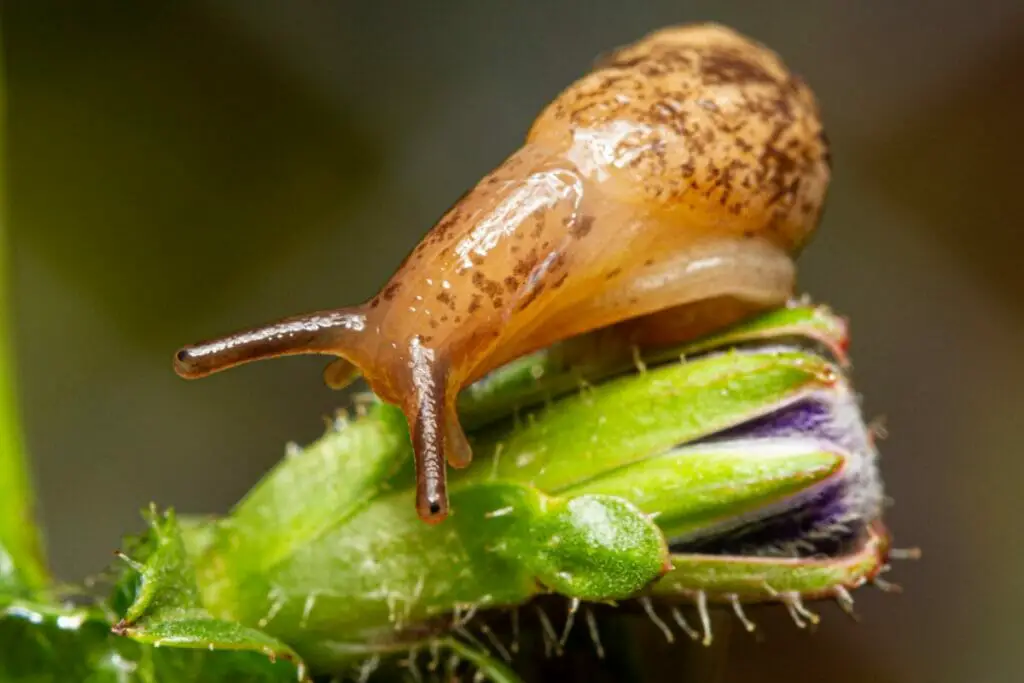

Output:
xmin=174 ymin=23 xmax=831 ymax=524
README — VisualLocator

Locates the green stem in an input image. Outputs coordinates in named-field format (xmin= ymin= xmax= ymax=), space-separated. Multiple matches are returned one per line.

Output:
xmin=0 ymin=23 xmax=49 ymax=595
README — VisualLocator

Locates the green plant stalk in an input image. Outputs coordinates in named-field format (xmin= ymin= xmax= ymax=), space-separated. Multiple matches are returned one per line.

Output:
xmin=0 ymin=20 xmax=49 ymax=598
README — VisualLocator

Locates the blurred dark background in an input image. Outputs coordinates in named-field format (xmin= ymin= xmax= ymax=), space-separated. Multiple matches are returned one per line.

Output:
xmin=5 ymin=2 xmax=1023 ymax=681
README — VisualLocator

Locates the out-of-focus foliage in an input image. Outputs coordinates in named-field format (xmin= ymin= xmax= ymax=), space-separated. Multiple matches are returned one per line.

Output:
xmin=0 ymin=34 xmax=48 ymax=600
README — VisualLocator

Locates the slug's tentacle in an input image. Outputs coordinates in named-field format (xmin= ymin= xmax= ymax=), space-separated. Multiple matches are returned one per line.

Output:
xmin=406 ymin=337 xmax=451 ymax=522
xmin=323 ymin=358 xmax=361 ymax=390
xmin=173 ymin=308 xmax=371 ymax=381
xmin=443 ymin=402 xmax=473 ymax=469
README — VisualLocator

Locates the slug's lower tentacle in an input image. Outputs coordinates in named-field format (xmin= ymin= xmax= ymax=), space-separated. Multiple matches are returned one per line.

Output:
xmin=323 ymin=358 xmax=361 ymax=390
xmin=443 ymin=402 xmax=473 ymax=469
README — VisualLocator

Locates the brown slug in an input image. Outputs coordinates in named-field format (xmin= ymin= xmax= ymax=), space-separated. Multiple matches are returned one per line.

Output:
xmin=174 ymin=23 xmax=831 ymax=524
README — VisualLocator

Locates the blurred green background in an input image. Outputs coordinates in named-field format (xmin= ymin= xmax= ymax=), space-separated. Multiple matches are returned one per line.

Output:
xmin=5 ymin=2 xmax=1023 ymax=681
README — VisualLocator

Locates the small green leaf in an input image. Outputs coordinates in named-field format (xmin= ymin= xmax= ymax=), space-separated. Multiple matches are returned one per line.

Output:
xmin=1 ymin=598 xmax=301 ymax=683
xmin=116 ymin=507 xmax=200 ymax=625
xmin=113 ymin=507 xmax=309 ymax=681
xmin=525 ymin=494 xmax=670 ymax=600
xmin=448 ymin=483 xmax=670 ymax=601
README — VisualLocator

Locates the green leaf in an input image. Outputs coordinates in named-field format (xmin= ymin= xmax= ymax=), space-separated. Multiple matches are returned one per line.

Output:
xmin=0 ymin=599 xmax=307 ymax=682
xmin=446 ymin=483 xmax=670 ymax=601
xmin=112 ymin=507 xmax=309 ymax=681
xmin=523 ymin=494 xmax=670 ymax=600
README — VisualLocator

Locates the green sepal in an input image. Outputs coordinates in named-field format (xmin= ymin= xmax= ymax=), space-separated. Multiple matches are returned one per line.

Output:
xmin=671 ymin=303 xmax=849 ymax=364
xmin=651 ymin=523 xmax=889 ymax=603
xmin=460 ymin=349 xmax=837 ymax=493
xmin=457 ymin=303 xmax=847 ymax=429
xmin=524 ymin=493 xmax=669 ymax=600
xmin=452 ymin=483 xmax=670 ymax=600
xmin=564 ymin=441 xmax=843 ymax=542
xmin=222 ymin=400 xmax=411 ymax=579
xmin=112 ymin=506 xmax=309 ymax=681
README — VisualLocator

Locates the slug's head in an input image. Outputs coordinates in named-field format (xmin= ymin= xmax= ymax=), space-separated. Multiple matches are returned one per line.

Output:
xmin=172 ymin=307 xmax=459 ymax=524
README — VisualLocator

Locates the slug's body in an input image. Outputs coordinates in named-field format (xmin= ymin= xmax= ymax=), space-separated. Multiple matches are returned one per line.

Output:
xmin=174 ymin=24 xmax=831 ymax=523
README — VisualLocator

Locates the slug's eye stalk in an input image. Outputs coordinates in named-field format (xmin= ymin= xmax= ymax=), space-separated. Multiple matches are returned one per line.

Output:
xmin=173 ymin=348 xmax=201 ymax=378
xmin=172 ymin=308 xmax=371 ymax=384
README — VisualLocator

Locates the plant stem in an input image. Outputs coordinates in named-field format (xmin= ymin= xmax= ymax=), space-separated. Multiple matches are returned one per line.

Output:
xmin=0 ymin=23 xmax=49 ymax=595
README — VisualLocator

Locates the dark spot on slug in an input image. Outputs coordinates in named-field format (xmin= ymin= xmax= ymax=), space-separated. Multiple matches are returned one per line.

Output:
xmin=472 ymin=271 xmax=503 ymax=303
xmin=531 ymin=214 xmax=546 ymax=238
xmin=467 ymin=295 xmax=482 ymax=314
xmin=570 ymin=215 xmax=595 ymax=239
xmin=700 ymin=49 xmax=777 ymax=86
xmin=436 ymin=290 xmax=456 ymax=310
xmin=513 ymin=248 xmax=541 ymax=279
xmin=766 ymin=177 xmax=801 ymax=207
xmin=605 ymin=267 xmax=622 ymax=280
